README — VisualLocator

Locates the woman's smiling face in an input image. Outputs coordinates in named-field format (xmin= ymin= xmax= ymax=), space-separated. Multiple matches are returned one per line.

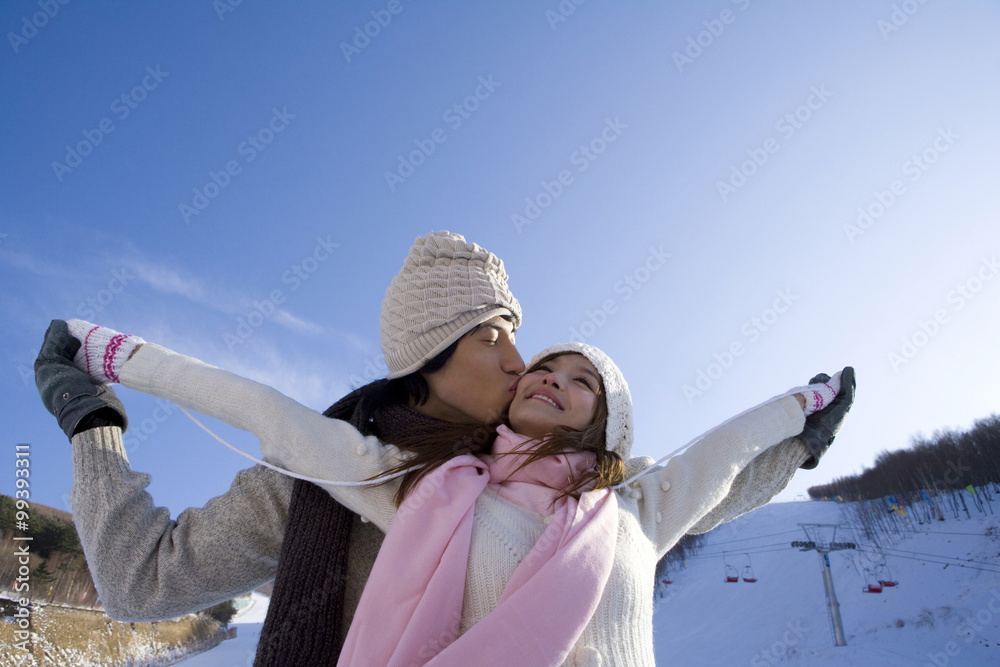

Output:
xmin=508 ymin=352 xmax=601 ymax=439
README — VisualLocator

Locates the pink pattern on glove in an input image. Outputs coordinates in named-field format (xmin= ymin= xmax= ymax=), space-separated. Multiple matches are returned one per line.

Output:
xmin=67 ymin=319 xmax=145 ymax=384
xmin=790 ymin=371 xmax=842 ymax=416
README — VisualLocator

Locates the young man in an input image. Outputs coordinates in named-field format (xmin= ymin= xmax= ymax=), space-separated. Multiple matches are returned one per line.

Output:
xmin=37 ymin=232 xmax=524 ymax=665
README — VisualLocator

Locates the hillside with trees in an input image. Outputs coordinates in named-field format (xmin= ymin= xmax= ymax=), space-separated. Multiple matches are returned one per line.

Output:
xmin=808 ymin=414 xmax=1000 ymax=507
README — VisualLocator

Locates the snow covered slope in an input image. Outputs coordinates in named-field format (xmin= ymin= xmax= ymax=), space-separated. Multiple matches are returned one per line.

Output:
xmin=653 ymin=500 xmax=1000 ymax=666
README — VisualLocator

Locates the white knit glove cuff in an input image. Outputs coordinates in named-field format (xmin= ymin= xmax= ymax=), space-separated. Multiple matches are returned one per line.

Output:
xmin=788 ymin=371 xmax=842 ymax=416
xmin=66 ymin=319 xmax=145 ymax=384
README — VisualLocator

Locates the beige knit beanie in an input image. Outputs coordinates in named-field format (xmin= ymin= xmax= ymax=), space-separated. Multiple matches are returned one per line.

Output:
xmin=380 ymin=231 xmax=522 ymax=379
xmin=529 ymin=342 xmax=634 ymax=459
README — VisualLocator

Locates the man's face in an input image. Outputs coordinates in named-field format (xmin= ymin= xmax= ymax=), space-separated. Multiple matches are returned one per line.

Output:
xmin=421 ymin=315 xmax=524 ymax=424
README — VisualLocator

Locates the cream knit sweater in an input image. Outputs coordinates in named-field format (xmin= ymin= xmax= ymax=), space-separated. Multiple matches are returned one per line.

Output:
xmin=100 ymin=343 xmax=807 ymax=666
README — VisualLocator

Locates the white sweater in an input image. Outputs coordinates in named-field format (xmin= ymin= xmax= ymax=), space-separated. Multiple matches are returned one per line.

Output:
xmin=118 ymin=343 xmax=807 ymax=666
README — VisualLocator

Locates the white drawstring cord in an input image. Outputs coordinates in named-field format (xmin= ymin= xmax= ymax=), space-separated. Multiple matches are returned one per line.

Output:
xmin=178 ymin=406 xmax=421 ymax=487
xmin=609 ymin=389 xmax=803 ymax=490
xmin=180 ymin=389 xmax=803 ymax=491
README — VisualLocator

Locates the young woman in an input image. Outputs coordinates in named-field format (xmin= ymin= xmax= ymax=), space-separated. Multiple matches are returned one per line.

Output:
xmin=50 ymin=319 xmax=851 ymax=665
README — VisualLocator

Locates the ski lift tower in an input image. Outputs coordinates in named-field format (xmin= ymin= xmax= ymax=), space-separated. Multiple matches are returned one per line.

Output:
xmin=791 ymin=523 xmax=856 ymax=647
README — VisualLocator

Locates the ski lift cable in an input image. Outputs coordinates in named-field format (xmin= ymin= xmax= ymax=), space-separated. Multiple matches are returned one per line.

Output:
xmin=695 ymin=543 xmax=791 ymax=556
xmin=685 ymin=544 xmax=795 ymax=559
xmin=856 ymin=545 xmax=1000 ymax=570
xmin=853 ymin=548 xmax=1000 ymax=574
xmin=864 ymin=553 xmax=1000 ymax=575
xmin=878 ymin=546 xmax=999 ymax=568
xmin=902 ymin=529 xmax=994 ymax=537
xmin=699 ymin=530 xmax=801 ymax=547
xmin=857 ymin=542 xmax=998 ymax=567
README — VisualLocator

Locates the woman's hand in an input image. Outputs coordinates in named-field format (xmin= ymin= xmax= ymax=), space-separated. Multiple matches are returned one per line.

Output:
xmin=789 ymin=372 xmax=842 ymax=416
xmin=796 ymin=367 xmax=856 ymax=469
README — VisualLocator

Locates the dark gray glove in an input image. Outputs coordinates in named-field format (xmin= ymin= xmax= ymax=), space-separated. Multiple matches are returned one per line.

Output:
xmin=35 ymin=320 xmax=128 ymax=438
xmin=798 ymin=366 xmax=855 ymax=469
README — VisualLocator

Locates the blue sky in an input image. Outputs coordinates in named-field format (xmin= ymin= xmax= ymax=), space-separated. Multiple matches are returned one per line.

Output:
xmin=3 ymin=1 xmax=999 ymax=516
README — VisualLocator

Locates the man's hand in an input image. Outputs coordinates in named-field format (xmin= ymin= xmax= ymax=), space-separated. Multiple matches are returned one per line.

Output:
xmin=35 ymin=320 xmax=128 ymax=438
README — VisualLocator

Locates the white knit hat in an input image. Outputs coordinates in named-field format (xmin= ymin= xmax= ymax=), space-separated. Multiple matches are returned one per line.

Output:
xmin=528 ymin=342 xmax=633 ymax=458
xmin=380 ymin=231 xmax=522 ymax=379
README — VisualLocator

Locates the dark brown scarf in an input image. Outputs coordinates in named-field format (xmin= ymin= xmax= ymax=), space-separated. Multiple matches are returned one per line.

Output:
xmin=253 ymin=383 xmax=449 ymax=666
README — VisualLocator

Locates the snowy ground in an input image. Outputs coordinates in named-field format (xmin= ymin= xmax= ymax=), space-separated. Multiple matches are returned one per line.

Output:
xmin=654 ymin=500 xmax=1000 ymax=666
xmin=177 ymin=499 xmax=1000 ymax=665
xmin=173 ymin=592 xmax=268 ymax=667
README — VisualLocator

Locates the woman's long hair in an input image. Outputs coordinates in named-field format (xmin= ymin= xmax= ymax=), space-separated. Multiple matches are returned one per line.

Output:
xmin=489 ymin=351 xmax=626 ymax=499
xmin=326 ymin=325 xmax=503 ymax=505
xmin=374 ymin=350 xmax=625 ymax=506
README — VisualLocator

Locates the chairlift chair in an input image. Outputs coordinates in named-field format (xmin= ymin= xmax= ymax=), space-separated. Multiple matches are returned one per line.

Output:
xmin=741 ymin=554 xmax=757 ymax=583
xmin=723 ymin=553 xmax=739 ymax=582
xmin=862 ymin=570 xmax=883 ymax=593
xmin=877 ymin=565 xmax=899 ymax=588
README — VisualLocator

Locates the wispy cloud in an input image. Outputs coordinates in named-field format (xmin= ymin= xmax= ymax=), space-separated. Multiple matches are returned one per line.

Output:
xmin=272 ymin=309 xmax=326 ymax=337
xmin=124 ymin=258 xmax=243 ymax=315
xmin=123 ymin=256 xmax=328 ymax=337
xmin=219 ymin=340 xmax=352 ymax=411
xmin=1 ymin=250 xmax=78 ymax=282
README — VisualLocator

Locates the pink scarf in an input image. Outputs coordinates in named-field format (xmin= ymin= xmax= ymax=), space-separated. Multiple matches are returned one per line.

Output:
xmin=338 ymin=426 xmax=619 ymax=666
